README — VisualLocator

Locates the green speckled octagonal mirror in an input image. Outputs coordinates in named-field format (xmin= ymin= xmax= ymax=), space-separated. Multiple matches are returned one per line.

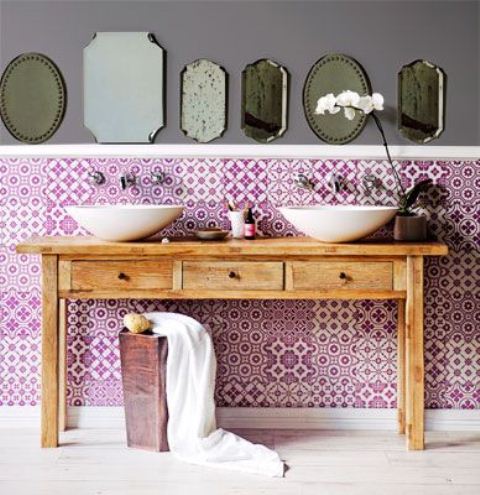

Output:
xmin=0 ymin=52 xmax=66 ymax=143
xmin=303 ymin=53 xmax=371 ymax=144
xmin=180 ymin=59 xmax=228 ymax=143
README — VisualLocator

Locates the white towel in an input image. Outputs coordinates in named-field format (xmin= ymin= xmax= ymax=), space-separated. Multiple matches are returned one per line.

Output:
xmin=145 ymin=312 xmax=285 ymax=477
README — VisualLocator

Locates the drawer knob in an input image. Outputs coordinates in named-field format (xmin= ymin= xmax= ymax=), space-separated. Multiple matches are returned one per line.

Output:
xmin=228 ymin=271 xmax=237 ymax=279
xmin=339 ymin=272 xmax=347 ymax=280
xmin=118 ymin=272 xmax=128 ymax=280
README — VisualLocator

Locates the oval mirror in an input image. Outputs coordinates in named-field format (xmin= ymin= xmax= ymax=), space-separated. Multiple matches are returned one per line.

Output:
xmin=0 ymin=52 xmax=66 ymax=143
xmin=303 ymin=54 xmax=371 ymax=144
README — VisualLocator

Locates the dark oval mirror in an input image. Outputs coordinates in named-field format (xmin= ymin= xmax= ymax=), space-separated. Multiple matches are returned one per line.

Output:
xmin=0 ymin=52 xmax=66 ymax=143
xmin=303 ymin=53 xmax=371 ymax=144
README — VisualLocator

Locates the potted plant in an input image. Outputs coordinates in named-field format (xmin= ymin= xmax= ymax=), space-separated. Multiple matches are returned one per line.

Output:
xmin=315 ymin=91 xmax=432 ymax=241
xmin=394 ymin=178 xmax=432 ymax=241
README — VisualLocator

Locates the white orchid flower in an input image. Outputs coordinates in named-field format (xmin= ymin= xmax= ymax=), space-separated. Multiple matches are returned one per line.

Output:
xmin=356 ymin=93 xmax=385 ymax=114
xmin=371 ymin=93 xmax=384 ymax=111
xmin=336 ymin=90 xmax=360 ymax=108
xmin=316 ymin=91 xmax=385 ymax=120
xmin=344 ymin=107 xmax=356 ymax=120
xmin=357 ymin=95 xmax=374 ymax=114
xmin=315 ymin=93 xmax=340 ymax=115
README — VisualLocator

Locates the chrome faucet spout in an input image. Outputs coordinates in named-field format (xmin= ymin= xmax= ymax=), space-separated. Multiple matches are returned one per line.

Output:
xmin=327 ymin=172 xmax=342 ymax=194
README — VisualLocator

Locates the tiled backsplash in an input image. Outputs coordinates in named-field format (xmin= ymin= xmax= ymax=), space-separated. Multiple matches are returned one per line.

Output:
xmin=0 ymin=157 xmax=478 ymax=409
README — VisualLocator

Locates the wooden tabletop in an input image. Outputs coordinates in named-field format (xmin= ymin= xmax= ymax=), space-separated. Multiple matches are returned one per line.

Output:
xmin=17 ymin=236 xmax=449 ymax=257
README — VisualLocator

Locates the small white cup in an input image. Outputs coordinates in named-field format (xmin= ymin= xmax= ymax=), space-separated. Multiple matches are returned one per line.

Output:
xmin=228 ymin=211 xmax=245 ymax=239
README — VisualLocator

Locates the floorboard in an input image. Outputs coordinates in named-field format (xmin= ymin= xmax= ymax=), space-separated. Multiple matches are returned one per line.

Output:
xmin=0 ymin=428 xmax=479 ymax=494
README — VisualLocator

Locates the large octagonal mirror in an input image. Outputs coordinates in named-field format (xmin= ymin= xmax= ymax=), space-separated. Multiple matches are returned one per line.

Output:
xmin=84 ymin=32 xmax=166 ymax=143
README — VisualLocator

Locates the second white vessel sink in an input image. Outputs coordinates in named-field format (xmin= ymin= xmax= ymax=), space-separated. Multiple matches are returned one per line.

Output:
xmin=279 ymin=205 xmax=398 ymax=243
xmin=66 ymin=204 xmax=184 ymax=242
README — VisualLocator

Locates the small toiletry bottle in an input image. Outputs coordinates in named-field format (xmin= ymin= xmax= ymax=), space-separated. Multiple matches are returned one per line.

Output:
xmin=244 ymin=206 xmax=256 ymax=240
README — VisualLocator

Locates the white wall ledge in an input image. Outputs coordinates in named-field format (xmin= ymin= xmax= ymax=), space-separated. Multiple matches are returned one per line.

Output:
xmin=0 ymin=144 xmax=479 ymax=160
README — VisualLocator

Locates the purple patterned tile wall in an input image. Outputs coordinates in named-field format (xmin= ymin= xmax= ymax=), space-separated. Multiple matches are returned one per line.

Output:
xmin=0 ymin=156 xmax=478 ymax=409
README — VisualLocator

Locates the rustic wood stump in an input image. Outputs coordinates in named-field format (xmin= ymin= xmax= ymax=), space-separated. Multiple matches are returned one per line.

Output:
xmin=119 ymin=329 xmax=169 ymax=451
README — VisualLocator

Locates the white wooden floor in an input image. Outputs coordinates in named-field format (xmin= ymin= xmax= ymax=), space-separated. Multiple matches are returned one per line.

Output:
xmin=1 ymin=428 xmax=480 ymax=494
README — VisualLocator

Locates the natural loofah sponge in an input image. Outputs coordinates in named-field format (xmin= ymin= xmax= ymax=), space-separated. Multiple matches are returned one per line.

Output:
xmin=123 ymin=313 xmax=152 ymax=334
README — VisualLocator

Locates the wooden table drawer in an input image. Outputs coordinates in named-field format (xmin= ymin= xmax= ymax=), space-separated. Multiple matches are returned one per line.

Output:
xmin=286 ymin=261 xmax=393 ymax=291
xmin=182 ymin=261 xmax=284 ymax=291
xmin=69 ymin=260 xmax=173 ymax=291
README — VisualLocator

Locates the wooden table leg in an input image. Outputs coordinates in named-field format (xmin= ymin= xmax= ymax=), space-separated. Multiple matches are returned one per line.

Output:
xmin=397 ymin=299 xmax=406 ymax=435
xmin=406 ymin=256 xmax=424 ymax=450
xmin=41 ymin=255 xmax=59 ymax=448
xmin=58 ymin=299 xmax=68 ymax=432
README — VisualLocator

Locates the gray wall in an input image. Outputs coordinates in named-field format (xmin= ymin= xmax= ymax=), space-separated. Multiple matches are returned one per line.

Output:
xmin=0 ymin=0 xmax=478 ymax=145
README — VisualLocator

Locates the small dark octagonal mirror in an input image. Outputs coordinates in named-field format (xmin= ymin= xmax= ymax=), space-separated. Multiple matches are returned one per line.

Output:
xmin=241 ymin=59 xmax=289 ymax=143
xmin=398 ymin=59 xmax=446 ymax=144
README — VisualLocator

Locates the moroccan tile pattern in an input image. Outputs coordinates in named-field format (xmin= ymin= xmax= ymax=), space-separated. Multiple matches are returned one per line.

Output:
xmin=0 ymin=157 xmax=478 ymax=409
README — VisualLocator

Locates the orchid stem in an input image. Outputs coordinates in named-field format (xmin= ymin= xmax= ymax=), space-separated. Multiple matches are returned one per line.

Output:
xmin=370 ymin=111 xmax=406 ymax=198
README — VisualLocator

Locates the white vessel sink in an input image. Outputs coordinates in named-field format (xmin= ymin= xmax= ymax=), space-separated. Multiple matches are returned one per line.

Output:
xmin=66 ymin=204 xmax=184 ymax=242
xmin=279 ymin=205 xmax=398 ymax=243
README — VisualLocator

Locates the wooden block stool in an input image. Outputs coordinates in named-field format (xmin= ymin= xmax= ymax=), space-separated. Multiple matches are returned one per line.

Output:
xmin=119 ymin=329 xmax=169 ymax=451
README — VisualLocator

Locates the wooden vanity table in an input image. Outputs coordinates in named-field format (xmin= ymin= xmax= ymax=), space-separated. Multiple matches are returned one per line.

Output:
xmin=17 ymin=236 xmax=448 ymax=451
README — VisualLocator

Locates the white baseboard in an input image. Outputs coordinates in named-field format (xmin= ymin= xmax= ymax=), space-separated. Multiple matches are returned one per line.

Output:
xmin=1 ymin=406 xmax=479 ymax=431
xmin=67 ymin=406 xmax=397 ymax=430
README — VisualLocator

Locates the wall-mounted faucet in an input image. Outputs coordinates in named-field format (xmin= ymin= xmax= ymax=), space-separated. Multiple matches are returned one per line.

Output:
xmin=295 ymin=173 xmax=313 ymax=190
xmin=120 ymin=173 xmax=137 ymax=190
xmin=327 ymin=171 xmax=342 ymax=194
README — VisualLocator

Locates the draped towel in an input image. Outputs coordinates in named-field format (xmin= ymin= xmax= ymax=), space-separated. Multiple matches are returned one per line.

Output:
xmin=145 ymin=312 xmax=284 ymax=477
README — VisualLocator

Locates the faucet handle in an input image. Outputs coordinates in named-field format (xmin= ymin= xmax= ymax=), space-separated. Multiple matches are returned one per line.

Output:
xmin=295 ymin=173 xmax=313 ymax=190
xmin=363 ymin=174 xmax=383 ymax=197
xmin=363 ymin=174 xmax=382 ymax=188
xmin=150 ymin=171 xmax=164 ymax=185
xmin=88 ymin=170 xmax=106 ymax=186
